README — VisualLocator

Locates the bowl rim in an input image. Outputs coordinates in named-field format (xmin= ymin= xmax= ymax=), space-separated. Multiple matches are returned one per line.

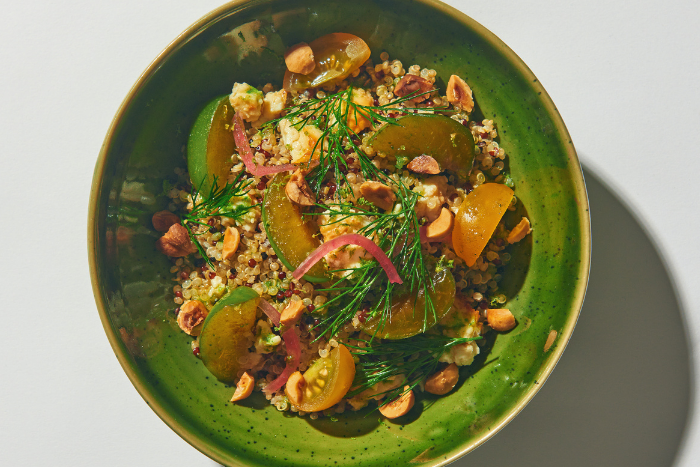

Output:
xmin=88 ymin=0 xmax=591 ymax=465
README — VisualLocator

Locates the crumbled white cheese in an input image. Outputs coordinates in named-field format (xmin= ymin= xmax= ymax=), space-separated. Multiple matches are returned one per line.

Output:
xmin=414 ymin=175 xmax=448 ymax=222
xmin=328 ymin=88 xmax=374 ymax=134
xmin=278 ymin=118 xmax=323 ymax=164
xmin=253 ymin=89 xmax=288 ymax=128
xmin=229 ymin=82 xmax=263 ymax=122
xmin=439 ymin=321 xmax=481 ymax=366
xmin=319 ymin=210 xmax=373 ymax=278
xmin=254 ymin=320 xmax=281 ymax=354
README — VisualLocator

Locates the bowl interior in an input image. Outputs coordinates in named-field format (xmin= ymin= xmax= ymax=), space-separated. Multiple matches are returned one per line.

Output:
xmin=89 ymin=0 xmax=590 ymax=465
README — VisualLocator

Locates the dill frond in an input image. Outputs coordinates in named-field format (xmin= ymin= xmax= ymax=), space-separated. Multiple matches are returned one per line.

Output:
xmin=262 ymin=86 xmax=454 ymax=338
xmin=346 ymin=334 xmax=481 ymax=406
xmin=182 ymin=173 xmax=255 ymax=268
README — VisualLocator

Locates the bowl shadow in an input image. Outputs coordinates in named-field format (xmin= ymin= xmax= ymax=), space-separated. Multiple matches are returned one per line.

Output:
xmin=451 ymin=164 xmax=694 ymax=466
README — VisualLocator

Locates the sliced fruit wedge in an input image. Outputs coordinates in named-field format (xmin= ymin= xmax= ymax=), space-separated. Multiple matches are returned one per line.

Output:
xmin=199 ymin=287 xmax=259 ymax=384
xmin=187 ymin=95 xmax=236 ymax=193
xmin=370 ymin=114 xmax=476 ymax=181
xmin=361 ymin=259 xmax=456 ymax=339
xmin=452 ymin=183 xmax=514 ymax=267
xmin=262 ymin=173 xmax=329 ymax=282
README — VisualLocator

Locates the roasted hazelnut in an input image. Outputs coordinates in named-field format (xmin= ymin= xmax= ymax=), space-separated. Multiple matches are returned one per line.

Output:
xmin=230 ymin=372 xmax=255 ymax=402
xmin=360 ymin=181 xmax=396 ymax=211
xmin=222 ymin=226 xmax=241 ymax=260
xmin=151 ymin=210 xmax=180 ymax=232
xmin=378 ymin=386 xmax=415 ymax=419
xmin=487 ymin=308 xmax=516 ymax=332
xmin=177 ymin=300 xmax=209 ymax=336
xmin=280 ymin=298 xmax=306 ymax=328
xmin=156 ymin=223 xmax=197 ymax=257
xmin=285 ymin=169 xmax=316 ymax=206
xmin=407 ymin=155 xmax=441 ymax=174
xmin=425 ymin=363 xmax=459 ymax=395
xmin=424 ymin=207 xmax=454 ymax=241
xmin=446 ymin=74 xmax=474 ymax=112
xmin=285 ymin=371 xmax=306 ymax=405
xmin=507 ymin=217 xmax=532 ymax=244
xmin=394 ymin=74 xmax=433 ymax=103
xmin=284 ymin=42 xmax=315 ymax=75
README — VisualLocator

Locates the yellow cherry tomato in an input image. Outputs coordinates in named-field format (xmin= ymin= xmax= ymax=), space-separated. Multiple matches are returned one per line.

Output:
xmin=452 ymin=183 xmax=514 ymax=267
xmin=283 ymin=33 xmax=371 ymax=91
xmin=286 ymin=344 xmax=355 ymax=412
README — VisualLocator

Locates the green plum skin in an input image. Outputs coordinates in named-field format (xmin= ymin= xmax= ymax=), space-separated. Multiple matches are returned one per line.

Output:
xmin=199 ymin=287 xmax=260 ymax=384
xmin=370 ymin=114 xmax=475 ymax=181
xmin=262 ymin=174 xmax=329 ymax=283
xmin=187 ymin=95 xmax=236 ymax=193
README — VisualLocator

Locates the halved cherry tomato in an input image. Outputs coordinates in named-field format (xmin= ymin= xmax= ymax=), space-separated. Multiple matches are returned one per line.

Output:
xmin=452 ymin=183 xmax=514 ymax=267
xmin=283 ymin=33 xmax=370 ymax=91
xmin=285 ymin=344 xmax=355 ymax=412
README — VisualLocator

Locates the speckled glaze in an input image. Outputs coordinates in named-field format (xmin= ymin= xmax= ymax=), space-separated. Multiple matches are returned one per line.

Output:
xmin=88 ymin=0 xmax=590 ymax=465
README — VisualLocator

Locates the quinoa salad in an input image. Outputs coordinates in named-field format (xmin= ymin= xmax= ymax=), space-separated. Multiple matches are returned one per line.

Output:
xmin=152 ymin=33 xmax=532 ymax=420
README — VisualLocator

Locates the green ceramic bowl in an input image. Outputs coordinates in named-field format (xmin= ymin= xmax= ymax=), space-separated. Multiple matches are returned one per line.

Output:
xmin=89 ymin=0 xmax=590 ymax=465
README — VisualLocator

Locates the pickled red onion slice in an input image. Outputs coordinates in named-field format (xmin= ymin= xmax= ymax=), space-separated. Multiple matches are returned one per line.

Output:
xmin=259 ymin=298 xmax=281 ymax=327
xmin=263 ymin=327 xmax=301 ymax=394
xmin=292 ymin=233 xmax=403 ymax=284
xmin=232 ymin=113 xmax=296 ymax=177
xmin=419 ymin=225 xmax=428 ymax=244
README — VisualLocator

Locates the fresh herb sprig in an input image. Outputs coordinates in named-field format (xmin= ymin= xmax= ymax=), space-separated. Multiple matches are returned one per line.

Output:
xmin=308 ymin=180 xmax=436 ymax=340
xmin=264 ymin=86 xmax=447 ymax=197
xmin=182 ymin=174 xmax=254 ymax=268
xmin=347 ymin=334 xmax=481 ymax=406
xmin=263 ymin=86 xmax=451 ymax=338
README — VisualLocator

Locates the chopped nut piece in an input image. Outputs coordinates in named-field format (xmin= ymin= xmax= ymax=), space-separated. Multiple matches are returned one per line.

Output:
xmin=230 ymin=372 xmax=255 ymax=402
xmin=360 ymin=181 xmax=396 ymax=211
xmin=156 ymin=223 xmax=197 ymax=257
xmin=151 ymin=210 xmax=180 ymax=232
xmin=285 ymin=169 xmax=316 ymax=206
xmin=487 ymin=308 xmax=516 ymax=332
xmin=285 ymin=371 xmax=306 ymax=405
xmin=394 ymin=74 xmax=433 ymax=103
xmin=378 ymin=386 xmax=415 ymax=419
xmin=177 ymin=300 xmax=209 ymax=336
xmin=222 ymin=226 xmax=240 ymax=260
xmin=544 ymin=330 xmax=558 ymax=352
xmin=284 ymin=42 xmax=316 ymax=75
xmin=407 ymin=155 xmax=441 ymax=174
xmin=280 ymin=298 xmax=306 ymax=328
xmin=446 ymin=75 xmax=474 ymax=112
xmin=425 ymin=363 xmax=459 ymax=395
xmin=425 ymin=207 xmax=454 ymax=241
xmin=507 ymin=217 xmax=532 ymax=244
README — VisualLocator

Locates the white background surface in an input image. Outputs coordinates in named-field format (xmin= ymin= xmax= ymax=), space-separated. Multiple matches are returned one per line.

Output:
xmin=1 ymin=0 xmax=698 ymax=465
